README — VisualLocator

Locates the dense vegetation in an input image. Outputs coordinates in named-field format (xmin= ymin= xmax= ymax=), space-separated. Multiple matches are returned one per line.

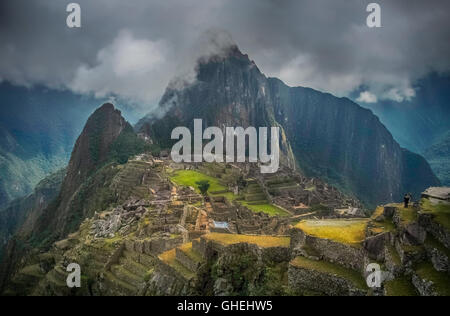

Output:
xmin=109 ymin=124 xmax=159 ymax=164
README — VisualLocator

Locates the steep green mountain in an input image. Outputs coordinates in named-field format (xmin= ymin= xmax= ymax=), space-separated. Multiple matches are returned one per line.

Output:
xmin=0 ymin=169 xmax=65 ymax=261
xmin=137 ymin=45 xmax=440 ymax=207
xmin=0 ymin=103 xmax=155 ymax=291
xmin=424 ymin=130 xmax=450 ymax=186
xmin=30 ymin=103 xmax=154 ymax=241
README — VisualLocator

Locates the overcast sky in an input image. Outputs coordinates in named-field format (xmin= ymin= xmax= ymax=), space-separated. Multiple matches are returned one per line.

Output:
xmin=1 ymin=0 xmax=449 ymax=114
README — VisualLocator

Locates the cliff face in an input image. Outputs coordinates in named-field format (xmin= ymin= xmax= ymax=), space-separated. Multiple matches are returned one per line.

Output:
xmin=268 ymin=80 xmax=426 ymax=205
xmin=424 ymin=130 xmax=450 ymax=186
xmin=138 ymin=46 xmax=440 ymax=206
xmin=0 ymin=169 xmax=65 ymax=259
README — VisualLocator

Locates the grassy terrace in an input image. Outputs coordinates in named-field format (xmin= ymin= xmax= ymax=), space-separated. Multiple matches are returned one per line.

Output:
xmin=241 ymin=201 xmax=290 ymax=217
xmin=169 ymin=170 xmax=290 ymax=217
xmin=415 ymin=262 xmax=450 ymax=296
xmin=158 ymin=249 xmax=195 ymax=279
xmin=369 ymin=206 xmax=396 ymax=234
xmin=178 ymin=242 xmax=203 ymax=263
xmin=386 ymin=244 xmax=401 ymax=266
xmin=388 ymin=203 xmax=418 ymax=226
xmin=169 ymin=170 xmax=228 ymax=194
xmin=295 ymin=219 xmax=369 ymax=246
xmin=203 ymin=233 xmax=290 ymax=248
xmin=290 ymin=256 xmax=367 ymax=290
xmin=384 ymin=277 xmax=418 ymax=296
xmin=371 ymin=206 xmax=384 ymax=219
xmin=421 ymin=198 xmax=450 ymax=230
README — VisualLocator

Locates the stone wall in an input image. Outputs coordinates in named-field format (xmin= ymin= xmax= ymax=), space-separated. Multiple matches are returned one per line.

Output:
xmin=363 ymin=232 xmax=389 ymax=262
xmin=147 ymin=261 xmax=194 ymax=296
xmin=125 ymin=237 xmax=183 ymax=256
xmin=290 ymin=227 xmax=366 ymax=271
xmin=411 ymin=273 xmax=440 ymax=296
xmin=424 ymin=245 xmax=450 ymax=273
xmin=175 ymin=248 xmax=201 ymax=272
xmin=288 ymin=264 xmax=366 ymax=296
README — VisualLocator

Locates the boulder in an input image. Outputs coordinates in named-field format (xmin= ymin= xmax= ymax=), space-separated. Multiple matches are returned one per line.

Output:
xmin=364 ymin=233 xmax=388 ymax=261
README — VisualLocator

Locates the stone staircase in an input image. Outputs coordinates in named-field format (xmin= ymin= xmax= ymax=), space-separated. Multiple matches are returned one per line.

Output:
xmin=264 ymin=175 xmax=300 ymax=195
xmin=243 ymin=179 xmax=267 ymax=203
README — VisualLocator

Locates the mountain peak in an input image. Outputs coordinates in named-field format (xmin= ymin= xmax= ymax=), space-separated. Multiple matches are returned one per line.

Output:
xmin=193 ymin=29 xmax=249 ymax=65
xmin=69 ymin=103 xmax=128 ymax=178
xmin=91 ymin=102 xmax=121 ymax=117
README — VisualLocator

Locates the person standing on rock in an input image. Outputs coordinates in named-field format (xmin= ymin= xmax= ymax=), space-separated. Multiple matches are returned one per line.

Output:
xmin=404 ymin=193 xmax=410 ymax=208
xmin=408 ymin=193 xmax=413 ymax=207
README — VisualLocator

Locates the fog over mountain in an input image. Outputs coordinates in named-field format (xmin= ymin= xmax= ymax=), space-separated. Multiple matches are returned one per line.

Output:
xmin=1 ymin=0 xmax=449 ymax=113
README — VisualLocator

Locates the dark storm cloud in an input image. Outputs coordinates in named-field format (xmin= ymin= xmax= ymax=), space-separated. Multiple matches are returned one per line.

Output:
xmin=1 ymin=0 xmax=449 ymax=113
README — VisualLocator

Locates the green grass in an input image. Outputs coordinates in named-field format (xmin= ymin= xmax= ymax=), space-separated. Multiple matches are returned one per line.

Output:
xmin=401 ymin=243 xmax=424 ymax=255
xmin=369 ymin=206 xmax=396 ymax=234
xmin=170 ymin=170 xmax=237 ymax=201
xmin=212 ymin=191 xmax=239 ymax=201
xmin=415 ymin=262 xmax=450 ymax=296
xmin=241 ymin=201 xmax=290 ymax=217
xmin=390 ymin=203 xmax=418 ymax=225
xmin=371 ymin=206 xmax=384 ymax=219
xmin=421 ymin=198 xmax=450 ymax=230
xmin=295 ymin=219 xmax=369 ymax=245
xmin=169 ymin=170 xmax=227 ymax=193
xmin=304 ymin=186 xmax=316 ymax=192
xmin=170 ymin=170 xmax=288 ymax=217
xmin=386 ymin=244 xmax=401 ymax=266
xmin=290 ymin=256 xmax=367 ymax=290
xmin=178 ymin=243 xmax=203 ymax=263
xmin=370 ymin=219 xmax=396 ymax=234
xmin=384 ymin=277 xmax=418 ymax=296
xmin=158 ymin=249 xmax=195 ymax=279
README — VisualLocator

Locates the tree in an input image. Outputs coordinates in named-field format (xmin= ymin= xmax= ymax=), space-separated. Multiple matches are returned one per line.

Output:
xmin=196 ymin=180 xmax=210 ymax=196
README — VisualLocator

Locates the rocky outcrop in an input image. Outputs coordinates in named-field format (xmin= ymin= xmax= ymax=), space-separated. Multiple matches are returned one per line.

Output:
xmin=0 ymin=169 xmax=65 ymax=254
xmin=419 ymin=212 xmax=450 ymax=249
xmin=428 ymin=247 xmax=449 ymax=273
xmin=412 ymin=272 xmax=441 ymax=296
xmin=364 ymin=233 xmax=389 ymax=262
